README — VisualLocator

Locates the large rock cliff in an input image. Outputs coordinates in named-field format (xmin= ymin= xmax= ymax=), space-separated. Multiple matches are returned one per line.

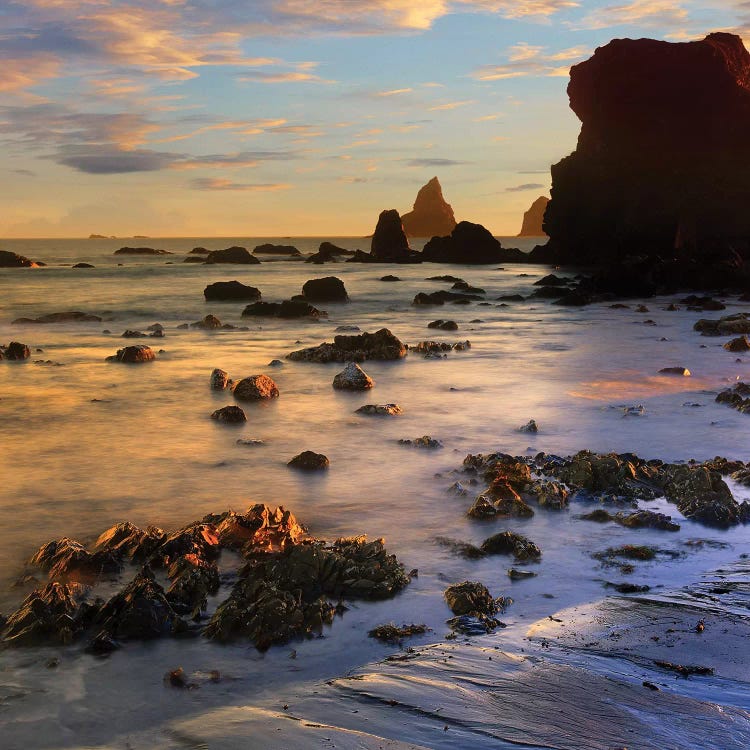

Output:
xmin=543 ymin=32 xmax=750 ymax=289
xmin=517 ymin=197 xmax=549 ymax=237
xmin=401 ymin=177 xmax=457 ymax=238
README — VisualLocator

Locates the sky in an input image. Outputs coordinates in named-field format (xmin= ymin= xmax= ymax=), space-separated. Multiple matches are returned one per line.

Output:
xmin=0 ymin=0 xmax=745 ymax=237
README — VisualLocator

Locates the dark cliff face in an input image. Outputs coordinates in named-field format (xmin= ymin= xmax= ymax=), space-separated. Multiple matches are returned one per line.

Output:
xmin=545 ymin=33 xmax=750 ymax=270
xmin=401 ymin=177 xmax=457 ymax=238
xmin=518 ymin=196 xmax=549 ymax=237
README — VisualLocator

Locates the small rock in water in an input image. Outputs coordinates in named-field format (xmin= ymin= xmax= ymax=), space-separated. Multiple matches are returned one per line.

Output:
xmin=334 ymin=325 xmax=361 ymax=332
xmin=108 ymin=345 xmax=155 ymax=363
xmin=210 ymin=368 xmax=232 ymax=390
xmin=659 ymin=366 xmax=691 ymax=376
xmin=236 ymin=438 xmax=264 ymax=446
xmin=267 ymin=359 xmax=284 ymax=367
xmin=398 ymin=435 xmax=443 ymax=449
xmin=427 ymin=319 xmax=459 ymax=331
xmin=723 ymin=336 xmax=750 ymax=352
xmin=367 ymin=623 xmax=428 ymax=643
xmin=636 ymin=304 xmax=649 ymax=313
xmin=518 ymin=419 xmax=538 ymax=433
xmin=233 ymin=374 xmax=279 ymax=401
xmin=288 ymin=451 xmax=329 ymax=470
xmin=356 ymin=404 xmax=403 ymax=416
xmin=211 ymin=406 xmax=246 ymax=424
xmin=379 ymin=275 xmax=401 ymax=282
xmin=508 ymin=568 xmax=537 ymax=580
xmin=2 ymin=342 xmax=31 ymax=360
xmin=683 ymin=402 xmax=703 ymax=408
xmin=332 ymin=362 xmax=374 ymax=390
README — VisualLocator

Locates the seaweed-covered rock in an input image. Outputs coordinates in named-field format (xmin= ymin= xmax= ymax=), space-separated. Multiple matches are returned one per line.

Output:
xmin=204 ymin=281 xmax=261 ymax=301
xmin=92 ymin=522 xmax=166 ymax=562
xmin=233 ymin=374 xmax=279 ymax=401
xmin=94 ymin=568 xmax=187 ymax=640
xmin=213 ymin=505 xmax=304 ymax=552
xmin=528 ymin=479 xmax=569 ymax=509
xmin=480 ymin=531 xmax=541 ymax=561
xmin=443 ymin=581 xmax=510 ymax=633
xmin=368 ymin=623 xmax=428 ymax=643
xmin=301 ymin=276 xmax=348 ymax=302
xmin=1 ymin=582 xmax=94 ymax=646
xmin=332 ymin=362 xmax=374 ymax=390
xmin=165 ymin=554 xmax=220 ymax=617
xmin=615 ymin=509 xmax=680 ymax=531
xmin=716 ymin=382 xmax=750 ymax=413
xmin=288 ymin=451 xmax=329 ymax=470
xmin=211 ymin=405 xmax=247 ymax=423
xmin=399 ymin=435 xmax=443 ymax=449
xmin=288 ymin=328 xmax=406 ymax=363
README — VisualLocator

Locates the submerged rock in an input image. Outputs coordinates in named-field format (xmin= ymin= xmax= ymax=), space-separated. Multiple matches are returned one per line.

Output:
xmin=13 ymin=311 xmax=102 ymax=324
xmin=288 ymin=451 xmax=329 ymax=470
xmin=288 ymin=328 xmax=406 ymax=363
xmin=427 ymin=319 xmax=459 ymax=330
xmin=724 ymin=335 xmax=750 ymax=352
xmin=716 ymin=382 xmax=750 ymax=414
xmin=368 ymin=623 xmax=428 ymax=643
xmin=519 ymin=419 xmax=538 ymax=433
xmin=399 ymin=436 xmax=442 ymax=449
xmin=114 ymin=247 xmax=172 ymax=255
xmin=233 ymin=374 xmax=279 ymax=401
xmin=332 ymin=362 xmax=374 ymax=390
xmin=204 ymin=281 xmax=261 ymax=301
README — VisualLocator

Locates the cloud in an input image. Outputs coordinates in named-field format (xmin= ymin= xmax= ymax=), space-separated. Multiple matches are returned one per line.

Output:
xmin=189 ymin=178 xmax=292 ymax=191
xmin=428 ymin=100 xmax=476 ymax=110
xmin=406 ymin=157 xmax=468 ymax=167
xmin=506 ymin=182 xmax=545 ymax=191
xmin=473 ymin=43 xmax=589 ymax=80
xmin=376 ymin=88 xmax=414 ymax=96
xmin=56 ymin=145 xmax=178 ymax=174
xmin=575 ymin=0 xmax=689 ymax=30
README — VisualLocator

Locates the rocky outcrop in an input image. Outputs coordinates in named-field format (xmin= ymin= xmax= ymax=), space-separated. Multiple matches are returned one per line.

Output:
xmin=211 ymin=405 xmax=247 ymax=423
xmin=401 ymin=177 xmax=457 ymax=238
xmin=542 ymin=33 xmax=750 ymax=290
xmin=306 ymin=242 xmax=355 ymax=264
xmin=233 ymin=374 xmax=279 ymax=401
xmin=0 ymin=250 xmax=40 ymax=267
xmin=370 ymin=210 xmax=413 ymax=262
xmin=114 ymin=247 xmax=172 ymax=255
xmin=288 ymin=328 xmax=407 ymax=363
xmin=517 ymin=196 xmax=549 ymax=237
xmin=204 ymin=281 xmax=261 ymax=301
xmin=210 ymin=369 xmax=232 ymax=390
xmin=204 ymin=246 xmax=260 ymax=265
xmin=422 ymin=221 xmax=525 ymax=264
xmin=2 ymin=342 xmax=31 ymax=360
xmin=253 ymin=243 xmax=301 ymax=256
xmin=301 ymin=276 xmax=348 ymax=302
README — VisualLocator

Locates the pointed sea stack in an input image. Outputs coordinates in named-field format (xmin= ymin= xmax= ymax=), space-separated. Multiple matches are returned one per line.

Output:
xmin=542 ymin=33 xmax=750 ymax=290
xmin=517 ymin=197 xmax=549 ymax=237
xmin=401 ymin=177 xmax=457 ymax=238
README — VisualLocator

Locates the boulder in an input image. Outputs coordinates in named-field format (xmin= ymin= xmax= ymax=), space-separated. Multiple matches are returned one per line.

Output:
xmin=3 ymin=341 xmax=30 ymax=360
xmin=253 ymin=243 xmax=301 ymax=256
xmin=114 ymin=247 xmax=172 ymax=255
xmin=288 ymin=328 xmax=407 ymax=362
xmin=480 ymin=531 xmax=541 ymax=561
xmin=191 ymin=314 xmax=222 ymax=330
xmin=332 ymin=362 xmax=374 ymax=390
xmin=659 ymin=367 xmax=691 ymax=376
xmin=204 ymin=281 xmax=261 ymax=301
xmin=211 ymin=405 xmax=247 ymax=423
xmin=241 ymin=300 xmax=326 ymax=319
xmin=401 ymin=176 xmax=457 ymax=237
xmin=190 ymin=247 xmax=210 ymax=254
xmin=380 ymin=274 xmax=401 ymax=282
xmin=427 ymin=319 xmax=458 ymax=330
xmin=301 ymin=276 xmax=348 ymax=302
xmin=233 ymin=374 xmax=280 ymax=401
xmin=204 ymin=246 xmax=260 ymax=264
xmin=724 ymin=335 xmax=750 ymax=352
xmin=73 ymin=262 xmax=95 ymax=268
xmin=517 ymin=196 xmax=549 ymax=237
xmin=543 ymin=33 xmax=750 ymax=290
xmin=210 ymin=368 xmax=232 ymax=390
xmin=356 ymin=404 xmax=402 ymax=416
xmin=288 ymin=451 xmax=330 ymax=470
xmin=110 ymin=345 xmax=155 ymax=363
xmin=0 ymin=249 xmax=39 ymax=267
xmin=422 ymin=221 xmax=526 ymax=264
xmin=370 ymin=209 xmax=412 ymax=262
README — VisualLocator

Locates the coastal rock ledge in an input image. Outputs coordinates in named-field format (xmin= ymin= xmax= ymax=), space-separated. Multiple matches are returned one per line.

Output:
xmin=539 ymin=33 xmax=750 ymax=291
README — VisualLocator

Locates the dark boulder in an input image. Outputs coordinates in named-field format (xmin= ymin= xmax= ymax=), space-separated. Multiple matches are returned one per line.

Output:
xmin=422 ymin=221 xmax=526 ymax=264
xmin=12 ymin=311 xmax=102 ymax=324
xmin=401 ymin=176 xmax=457 ymax=238
xmin=241 ymin=300 xmax=326 ymax=319
xmin=0 ymin=249 xmax=39 ymax=267
xmin=204 ymin=281 xmax=261 ymax=301
xmin=109 ymin=345 xmax=155 ymax=363
xmin=253 ymin=243 xmax=301 ymax=256
xmin=211 ymin=405 xmax=247 ymax=423
xmin=306 ymin=241 xmax=354 ymax=264
xmin=370 ymin=209 xmax=412 ymax=262
xmin=204 ymin=246 xmax=260 ymax=264
xmin=190 ymin=247 xmax=210 ymax=254
xmin=427 ymin=319 xmax=458 ymax=330
xmin=114 ymin=247 xmax=172 ymax=255
xmin=288 ymin=451 xmax=330 ymax=470
xmin=72 ymin=262 xmax=95 ymax=268
xmin=301 ymin=276 xmax=348 ymax=302
xmin=3 ymin=341 xmax=31 ymax=360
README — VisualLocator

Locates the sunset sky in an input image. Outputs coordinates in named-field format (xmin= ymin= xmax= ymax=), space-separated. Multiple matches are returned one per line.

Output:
xmin=0 ymin=0 xmax=743 ymax=237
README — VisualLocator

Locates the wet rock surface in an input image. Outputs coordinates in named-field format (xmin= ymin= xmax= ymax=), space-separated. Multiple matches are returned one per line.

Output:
xmin=233 ymin=374 xmax=280 ymax=401
xmin=0 ymin=249 xmax=40 ymax=267
xmin=332 ymin=362 xmax=374 ymax=390
xmin=108 ymin=345 xmax=155 ymax=363
xmin=356 ymin=403 xmax=403 ymax=416
xmin=204 ymin=281 xmax=261 ymax=301
xmin=114 ymin=247 xmax=172 ymax=255
xmin=253 ymin=243 xmax=300 ymax=256
xmin=300 ymin=276 xmax=348 ymax=302
xmin=2 ymin=341 xmax=31 ymax=360
xmin=211 ymin=405 xmax=247 ymax=423
xmin=13 ymin=311 xmax=103 ymax=324
xmin=210 ymin=368 xmax=232 ymax=390
xmin=716 ymin=382 xmax=750 ymax=414
xmin=287 ymin=451 xmax=329 ymax=470
xmin=288 ymin=328 xmax=407 ymax=363
xmin=241 ymin=300 xmax=326 ymax=319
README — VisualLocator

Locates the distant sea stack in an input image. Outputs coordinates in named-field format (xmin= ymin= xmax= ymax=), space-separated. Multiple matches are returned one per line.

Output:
xmin=542 ymin=33 xmax=750 ymax=288
xmin=517 ymin=197 xmax=549 ymax=237
xmin=401 ymin=177 xmax=457 ymax=238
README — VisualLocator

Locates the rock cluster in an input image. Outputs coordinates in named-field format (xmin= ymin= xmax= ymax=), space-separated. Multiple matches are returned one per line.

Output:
xmin=288 ymin=328 xmax=407 ymax=363
xmin=1 ymin=341 xmax=31 ymax=360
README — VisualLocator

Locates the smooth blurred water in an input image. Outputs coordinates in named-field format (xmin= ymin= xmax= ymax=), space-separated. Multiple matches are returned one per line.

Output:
xmin=1 ymin=237 xmax=749 ymax=749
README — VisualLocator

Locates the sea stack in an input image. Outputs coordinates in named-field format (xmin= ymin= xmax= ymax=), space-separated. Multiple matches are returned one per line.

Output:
xmin=401 ymin=177 xmax=457 ymax=238
xmin=517 ymin=197 xmax=549 ymax=237
xmin=370 ymin=209 xmax=412 ymax=262
xmin=542 ymin=33 xmax=750 ymax=288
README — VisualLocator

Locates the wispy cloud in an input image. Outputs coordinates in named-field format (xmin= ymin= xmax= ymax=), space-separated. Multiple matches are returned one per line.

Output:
xmin=429 ymin=99 xmax=476 ymax=110
xmin=376 ymin=87 xmax=414 ymax=96
xmin=506 ymin=182 xmax=546 ymax=191
xmin=575 ymin=0 xmax=689 ymax=30
xmin=473 ymin=43 xmax=589 ymax=80
xmin=406 ymin=157 xmax=468 ymax=167
xmin=189 ymin=178 xmax=292 ymax=191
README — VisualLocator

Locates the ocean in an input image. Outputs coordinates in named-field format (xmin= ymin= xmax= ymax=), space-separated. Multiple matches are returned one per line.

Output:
xmin=1 ymin=236 xmax=749 ymax=749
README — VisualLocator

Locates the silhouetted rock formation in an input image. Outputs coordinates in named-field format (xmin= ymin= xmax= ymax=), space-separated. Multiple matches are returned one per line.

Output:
xmin=114 ymin=247 xmax=172 ymax=255
xmin=370 ymin=210 xmax=413 ymax=262
xmin=204 ymin=281 xmax=261 ymax=301
xmin=543 ymin=33 xmax=750 ymax=290
xmin=0 ymin=250 xmax=39 ymax=267
xmin=253 ymin=244 xmax=301 ymax=256
xmin=517 ymin=197 xmax=549 ymax=237
xmin=402 ymin=177 xmax=457 ymax=238
xmin=422 ymin=221 xmax=525 ymax=264
xmin=204 ymin=246 xmax=259 ymax=265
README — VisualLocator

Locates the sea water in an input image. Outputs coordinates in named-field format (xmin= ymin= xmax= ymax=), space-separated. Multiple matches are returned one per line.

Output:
xmin=0 ymin=237 xmax=749 ymax=748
